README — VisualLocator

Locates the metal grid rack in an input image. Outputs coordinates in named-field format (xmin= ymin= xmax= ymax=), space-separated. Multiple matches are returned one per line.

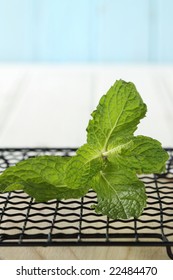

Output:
xmin=0 ymin=148 xmax=173 ymax=259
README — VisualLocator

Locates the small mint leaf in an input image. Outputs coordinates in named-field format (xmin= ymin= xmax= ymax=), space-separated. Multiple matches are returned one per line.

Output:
xmin=65 ymin=143 xmax=103 ymax=188
xmin=0 ymin=156 xmax=89 ymax=202
xmin=87 ymin=80 xmax=147 ymax=151
xmin=105 ymin=135 xmax=169 ymax=174
xmin=91 ymin=164 xmax=147 ymax=219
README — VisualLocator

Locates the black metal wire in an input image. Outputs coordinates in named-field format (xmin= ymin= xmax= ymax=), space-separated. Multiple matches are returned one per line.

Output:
xmin=47 ymin=200 xmax=59 ymax=244
xmin=18 ymin=197 xmax=33 ymax=245
xmin=0 ymin=148 xmax=173 ymax=259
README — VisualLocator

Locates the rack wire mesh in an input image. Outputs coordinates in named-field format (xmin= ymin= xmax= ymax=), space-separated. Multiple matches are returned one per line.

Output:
xmin=0 ymin=148 xmax=173 ymax=259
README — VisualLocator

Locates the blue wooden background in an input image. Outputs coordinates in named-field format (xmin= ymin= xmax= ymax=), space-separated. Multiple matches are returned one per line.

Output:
xmin=0 ymin=0 xmax=173 ymax=63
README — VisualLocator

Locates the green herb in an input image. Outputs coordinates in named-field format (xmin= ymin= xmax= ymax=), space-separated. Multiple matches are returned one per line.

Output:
xmin=0 ymin=80 xmax=168 ymax=219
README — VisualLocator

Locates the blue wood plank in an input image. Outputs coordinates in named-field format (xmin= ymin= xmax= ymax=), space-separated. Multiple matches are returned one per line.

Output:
xmin=1 ymin=0 xmax=173 ymax=63
xmin=148 ymin=0 xmax=159 ymax=62
xmin=35 ymin=0 xmax=93 ymax=62
xmin=95 ymin=0 xmax=150 ymax=62
xmin=0 ymin=0 xmax=35 ymax=61
xmin=157 ymin=0 xmax=173 ymax=62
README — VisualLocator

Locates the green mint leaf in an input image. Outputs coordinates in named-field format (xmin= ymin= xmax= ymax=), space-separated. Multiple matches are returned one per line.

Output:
xmin=91 ymin=164 xmax=147 ymax=219
xmin=87 ymin=79 xmax=147 ymax=151
xmin=104 ymin=135 xmax=169 ymax=174
xmin=65 ymin=143 xmax=104 ymax=188
xmin=0 ymin=156 xmax=89 ymax=202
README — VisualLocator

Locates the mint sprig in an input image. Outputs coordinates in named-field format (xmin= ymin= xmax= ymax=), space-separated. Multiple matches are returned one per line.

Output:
xmin=0 ymin=80 xmax=168 ymax=219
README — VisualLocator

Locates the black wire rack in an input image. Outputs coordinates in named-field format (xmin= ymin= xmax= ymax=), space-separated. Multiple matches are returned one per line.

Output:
xmin=0 ymin=148 xmax=173 ymax=259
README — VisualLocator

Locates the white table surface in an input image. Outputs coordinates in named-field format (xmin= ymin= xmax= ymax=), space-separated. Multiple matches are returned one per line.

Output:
xmin=0 ymin=64 xmax=173 ymax=148
xmin=0 ymin=64 xmax=172 ymax=260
